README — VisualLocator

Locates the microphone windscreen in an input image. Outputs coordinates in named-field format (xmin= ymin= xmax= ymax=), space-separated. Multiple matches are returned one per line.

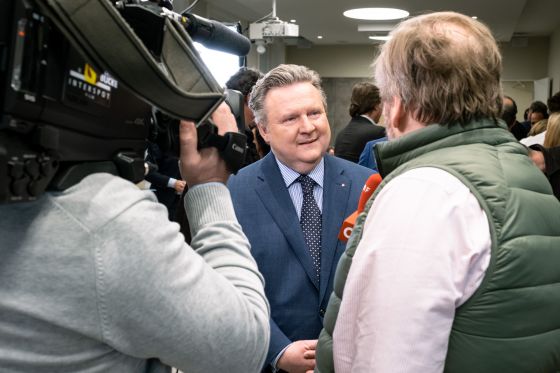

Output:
xmin=357 ymin=173 xmax=382 ymax=212
xmin=338 ymin=211 xmax=358 ymax=242
xmin=338 ymin=174 xmax=382 ymax=242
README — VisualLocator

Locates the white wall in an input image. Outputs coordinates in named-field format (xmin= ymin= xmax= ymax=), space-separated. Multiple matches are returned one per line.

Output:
xmin=286 ymin=38 xmax=550 ymax=81
xmin=548 ymin=25 xmax=560 ymax=94
xmin=286 ymin=45 xmax=380 ymax=78
xmin=500 ymin=37 xmax=550 ymax=81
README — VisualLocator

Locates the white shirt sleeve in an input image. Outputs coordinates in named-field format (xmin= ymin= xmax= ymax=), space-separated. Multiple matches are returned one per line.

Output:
xmin=167 ymin=177 xmax=177 ymax=188
xmin=333 ymin=167 xmax=491 ymax=373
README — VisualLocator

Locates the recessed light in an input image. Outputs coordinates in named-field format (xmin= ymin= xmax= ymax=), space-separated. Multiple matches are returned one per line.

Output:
xmin=343 ymin=8 xmax=409 ymax=21
xmin=472 ymin=16 xmax=478 ymax=19
xmin=317 ymin=35 xmax=323 ymax=39
xmin=369 ymin=35 xmax=391 ymax=41
xmin=290 ymin=19 xmax=297 ymax=23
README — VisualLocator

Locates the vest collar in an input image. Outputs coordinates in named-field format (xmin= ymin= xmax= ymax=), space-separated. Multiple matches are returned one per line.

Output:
xmin=375 ymin=119 xmax=512 ymax=177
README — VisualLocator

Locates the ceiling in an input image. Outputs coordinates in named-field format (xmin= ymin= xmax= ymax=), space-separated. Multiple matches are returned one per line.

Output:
xmin=185 ymin=0 xmax=560 ymax=44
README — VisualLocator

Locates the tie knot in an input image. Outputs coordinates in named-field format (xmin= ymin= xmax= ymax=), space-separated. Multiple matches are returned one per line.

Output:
xmin=297 ymin=175 xmax=315 ymax=195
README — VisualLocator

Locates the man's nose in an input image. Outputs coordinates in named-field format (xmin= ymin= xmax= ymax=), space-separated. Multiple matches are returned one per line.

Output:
xmin=299 ymin=115 xmax=315 ymax=132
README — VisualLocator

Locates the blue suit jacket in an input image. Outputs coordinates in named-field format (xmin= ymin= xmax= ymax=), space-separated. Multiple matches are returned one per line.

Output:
xmin=357 ymin=136 xmax=387 ymax=172
xmin=228 ymin=153 xmax=372 ymax=370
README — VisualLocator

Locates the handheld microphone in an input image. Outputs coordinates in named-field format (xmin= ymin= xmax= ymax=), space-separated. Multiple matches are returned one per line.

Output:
xmin=338 ymin=173 xmax=382 ymax=242
xmin=181 ymin=13 xmax=251 ymax=56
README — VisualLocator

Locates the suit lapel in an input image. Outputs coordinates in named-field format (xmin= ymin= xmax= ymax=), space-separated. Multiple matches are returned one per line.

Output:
xmin=254 ymin=154 xmax=319 ymax=290
xmin=319 ymin=156 xmax=351 ymax=302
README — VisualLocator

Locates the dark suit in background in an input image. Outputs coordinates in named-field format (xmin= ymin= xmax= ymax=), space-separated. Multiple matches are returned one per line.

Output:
xmin=228 ymin=153 xmax=372 ymax=371
xmin=334 ymin=116 xmax=385 ymax=163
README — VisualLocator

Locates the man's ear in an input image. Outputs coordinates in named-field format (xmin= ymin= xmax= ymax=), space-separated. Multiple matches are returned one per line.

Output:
xmin=257 ymin=123 xmax=270 ymax=144
xmin=387 ymin=96 xmax=407 ymax=131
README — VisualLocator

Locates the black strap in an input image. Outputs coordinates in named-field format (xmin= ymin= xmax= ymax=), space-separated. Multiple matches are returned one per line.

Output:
xmin=197 ymin=122 xmax=247 ymax=173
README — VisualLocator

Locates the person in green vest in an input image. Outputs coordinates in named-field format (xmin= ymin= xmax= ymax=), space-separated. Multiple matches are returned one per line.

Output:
xmin=315 ymin=11 xmax=560 ymax=373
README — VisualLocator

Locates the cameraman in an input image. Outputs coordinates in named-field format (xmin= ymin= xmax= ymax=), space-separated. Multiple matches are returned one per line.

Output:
xmin=0 ymin=104 xmax=270 ymax=372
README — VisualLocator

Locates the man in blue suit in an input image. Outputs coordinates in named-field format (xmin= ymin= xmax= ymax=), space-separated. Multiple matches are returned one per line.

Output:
xmin=358 ymin=136 xmax=387 ymax=172
xmin=228 ymin=64 xmax=372 ymax=373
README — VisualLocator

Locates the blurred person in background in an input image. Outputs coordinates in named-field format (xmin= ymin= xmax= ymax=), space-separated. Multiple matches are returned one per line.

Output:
xmin=528 ymin=118 xmax=548 ymax=137
xmin=529 ymin=100 xmax=549 ymax=126
xmin=502 ymin=95 xmax=528 ymax=140
xmin=334 ymin=82 xmax=385 ymax=163
xmin=226 ymin=67 xmax=266 ymax=167
xmin=547 ymin=91 xmax=560 ymax=113
xmin=529 ymin=112 xmax=560 ymax=200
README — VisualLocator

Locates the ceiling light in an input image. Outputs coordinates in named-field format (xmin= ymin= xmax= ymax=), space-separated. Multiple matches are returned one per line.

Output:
xmin=290 ymin=19 xmax=297 ymax=23
xmin=472 ymin=16 xmax=478 ymax=19
xmin=343 ymin=8 xmax=409 ymax=21
xmin=317 ymin=35 xmax=323 ymax=39
xmin=369 ymin=35 xmax=391 ymax=41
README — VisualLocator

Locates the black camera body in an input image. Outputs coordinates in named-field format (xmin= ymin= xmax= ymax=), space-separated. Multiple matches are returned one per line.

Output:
xmin=0 ymin=0 xmax=247 ymax=204
xmin=1 ymin=1 xmax=151 ymax=203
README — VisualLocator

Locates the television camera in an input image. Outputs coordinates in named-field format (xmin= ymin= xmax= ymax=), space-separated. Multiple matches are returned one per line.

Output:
xmin=0 ymin=0 xmax=252 ymax=204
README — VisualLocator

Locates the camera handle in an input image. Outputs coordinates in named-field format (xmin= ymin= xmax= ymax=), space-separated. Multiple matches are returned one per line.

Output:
xmin=196 ymin=122 xmax=247 ymax=174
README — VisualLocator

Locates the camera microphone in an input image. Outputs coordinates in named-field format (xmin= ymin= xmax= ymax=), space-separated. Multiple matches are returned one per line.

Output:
xmin=160 ymin=8 xmax=251 ymax=56
xmin=182 ymin=13 xmax=251 ymax=56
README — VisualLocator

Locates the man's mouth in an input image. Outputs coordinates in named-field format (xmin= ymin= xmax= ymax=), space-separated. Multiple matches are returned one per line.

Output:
xmin=299 ymin=138 xmax=317 ymax=145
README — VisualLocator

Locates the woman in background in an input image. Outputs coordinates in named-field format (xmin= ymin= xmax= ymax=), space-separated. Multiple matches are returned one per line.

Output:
xmin=529 ymin=112 xmax=560 ymax=200
xmin=543 ymin=113 xmax=560 ymax=148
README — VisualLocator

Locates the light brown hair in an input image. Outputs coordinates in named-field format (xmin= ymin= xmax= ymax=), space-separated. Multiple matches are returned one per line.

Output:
xmin=374 ymin=12 xmax=503 ymax=125
xmin=528 ymin=119 xmax=548 ymax=137
xmin=544 ymin=113 xmax=560 ymax=148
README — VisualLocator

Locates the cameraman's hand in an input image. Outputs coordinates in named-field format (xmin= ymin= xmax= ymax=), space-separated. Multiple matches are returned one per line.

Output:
xmin=179 ymin=103 xmax=237 ymax=187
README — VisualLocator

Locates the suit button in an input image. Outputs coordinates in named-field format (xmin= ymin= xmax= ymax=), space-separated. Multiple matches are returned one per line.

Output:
xmin=319 ymin=308 xmax=326 ymax=317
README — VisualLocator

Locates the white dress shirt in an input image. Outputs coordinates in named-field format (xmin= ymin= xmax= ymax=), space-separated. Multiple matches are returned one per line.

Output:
xmin=520 ymin=130 xmax=546 ymax=146
xmin=360 ymin=114 xmax=377 ymax=125
xmin=275 ymin=156 xmax=325 ymax=216
xmin=333 ymin=167 xmax=491 ymax=373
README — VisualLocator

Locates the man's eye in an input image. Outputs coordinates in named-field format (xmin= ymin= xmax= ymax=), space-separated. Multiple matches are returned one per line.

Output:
xmin=283 ymin=116 xmax=297 ymax=124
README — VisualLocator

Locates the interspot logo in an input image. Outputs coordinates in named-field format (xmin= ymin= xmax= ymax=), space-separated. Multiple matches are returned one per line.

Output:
xmin=66 ymin=63 xmax=118 ymax=108
xmin=84 ymin=64 xmax=97 ymax=85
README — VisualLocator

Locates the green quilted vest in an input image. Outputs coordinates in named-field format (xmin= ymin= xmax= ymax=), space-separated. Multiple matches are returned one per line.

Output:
xmin=316 ymin=119 xmax=560 ymax=373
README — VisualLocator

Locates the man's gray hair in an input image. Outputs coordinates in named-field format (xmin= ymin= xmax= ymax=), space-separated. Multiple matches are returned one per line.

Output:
xmin=374 ymin=11 xmax=503 ymax=125
xmin=248 ymin=64 xmax=327 ymax=127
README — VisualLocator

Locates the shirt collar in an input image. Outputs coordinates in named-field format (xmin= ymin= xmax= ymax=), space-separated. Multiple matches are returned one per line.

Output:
xmin=275 ymin=155 xmax=325 ymax=189
xmin=360 ymin=114 xmax=376 ymax=125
